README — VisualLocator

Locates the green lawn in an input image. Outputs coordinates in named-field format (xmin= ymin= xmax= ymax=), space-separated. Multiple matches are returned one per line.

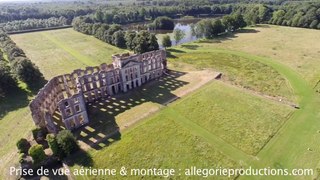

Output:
xmin=2 ymin=25 xmax=320 ymax=180
xmin=172 ymin=81 xmax=293 ymax=155
xmin=168 ymin=48 xmax=296 ymax=102
xmin=167 ymin=34 xmax=320 ymax=178
xmin=10 ymin=28 xmax=124 ymax=79
xmin=0 ymin=28 xmax=123 ymax=178
xmin=191 ymin=25 xmax=320 ymax=86
xmin=70 ymin=104 xmax=239 ymax=180
xmin=69 ymin=79 xmax=293 ymax=179
xmin=1 ymin=28 xmax=214 ymax=179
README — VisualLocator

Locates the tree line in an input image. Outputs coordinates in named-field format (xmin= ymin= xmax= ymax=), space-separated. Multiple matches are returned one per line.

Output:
xmin=0 ymin=50 xmax=17 ymax=97
xmin=1 ymin=0 xmax=319 ymax=35
xmin=1 ymin=17 xmax=69 ymax=33
xmin=93 ymin=5 xmax=232 ymax=25
xmin=0 ymin=1 xmax=94 ymax=23
xmin=0 ymin=30 xmax=45 ymax=93
xmin=193 ymin=14 xmax=247 ymax=39
xmin=269 ymin=2 xmax=320 ymax=29
xmin=233 ymin=3 xmax=320 ymax=29
xmin=72 ymin=17 xmax=159 ymax=54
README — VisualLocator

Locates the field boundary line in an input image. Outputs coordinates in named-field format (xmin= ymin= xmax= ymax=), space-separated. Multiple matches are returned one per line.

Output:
xmin=165 ymin=107 xmax=257 ymax=165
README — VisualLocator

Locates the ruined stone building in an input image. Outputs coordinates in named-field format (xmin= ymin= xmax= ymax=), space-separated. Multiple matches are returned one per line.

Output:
xmin=29 ymin=50 xmax=167 ymax=133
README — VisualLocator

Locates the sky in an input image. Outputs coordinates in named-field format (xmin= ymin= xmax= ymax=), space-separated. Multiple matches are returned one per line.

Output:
xmin=1 ymin=0 xmax=33 ymax=1
xmin=0 ymin=0 xmax=40 ymax=2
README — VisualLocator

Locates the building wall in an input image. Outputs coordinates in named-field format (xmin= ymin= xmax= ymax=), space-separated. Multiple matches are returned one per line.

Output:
xmin=29 ymin=50 xmax=167 ymax=133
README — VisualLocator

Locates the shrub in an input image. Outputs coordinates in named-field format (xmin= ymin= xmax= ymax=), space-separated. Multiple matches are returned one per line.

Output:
xmin=46 ymin=134 xmax=65 ymax=159
xmin=16 ymin=138 xmax=30 ymax=153
xmin=19 ymin=153 xmax=25 ymax=163
xmin=56 ymin=130 xmax=79 ymax=156
xmin=28 ymin=144 xmax=46 ymax=166
xmin=162 ymin=35 xmax=172 ymax=48
xmin=32 ymin=127 xmax=47 ymax=142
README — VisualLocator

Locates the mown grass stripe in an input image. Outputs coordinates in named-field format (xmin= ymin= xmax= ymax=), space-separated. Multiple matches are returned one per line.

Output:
xmin=40 ymin=32 xmax=97 ymax=67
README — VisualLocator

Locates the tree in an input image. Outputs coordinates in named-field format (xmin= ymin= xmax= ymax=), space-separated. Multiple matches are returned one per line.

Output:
xmin=112 ymin=30 xmax=126 ymax=48
xmin=211 ymin=19 xmax=225 ymax=36
xmin=162 ymin=35 xmax=172 ymax=48
xmin=233 ymin=14 xmax=246 ymax=30
xmin=153 ymin=16 xmax=175 ymax=30
xmin=56 ymin=130 xmax=79 ymax=156
xmin=244 ymin=6 xmax=260 ymax=26
xmin=28 ymin=144 xmax=46 ymax=166
xmin=222 ymin=15 xmax=235 ymax=32
xmin=94 ymin=10 xmax=103 ymax=22
xmin=133 ymin=31 xmax=148 ymax=54
xmin=105 ymin=24 xmax=122 ymax=44
xmin=0 ymin=61 xmax=17 ymax=94
xmin=47 ymin=134 xmax=65 ymax=159
xmin=309 ymin=20 xmax=319 ymax=29
xmin=271 ymin=10 xmax=285 ymax=25
xmin=16 ymin=138 xmax=30 ymax=154
xmin=132 ymin=31 xmax=159 ymax=54
xmin=125 ymin=31 xmax=137 ymax=50
xmin=104 ymin=13 xmax=114 ymax=24
xmin=148 ymin=33 xmax=159 ymax=51
xmin=173 ymin=29 xmax=185 ymax=45
xmin=195 ymin=19 xmax=213 ymax=38
xmin=258 ymin=5 xmax=271 ymax=23
xmin=10 ymin=58 xmax=45 ymax=88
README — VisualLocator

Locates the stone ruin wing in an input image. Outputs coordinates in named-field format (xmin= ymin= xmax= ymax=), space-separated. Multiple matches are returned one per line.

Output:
xmin=29 ymin=50 xmax=167 ymax=133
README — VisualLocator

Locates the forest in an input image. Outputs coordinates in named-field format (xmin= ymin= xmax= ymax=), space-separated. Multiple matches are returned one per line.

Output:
xmin=0 ymin=0 xmax=319 ymax=33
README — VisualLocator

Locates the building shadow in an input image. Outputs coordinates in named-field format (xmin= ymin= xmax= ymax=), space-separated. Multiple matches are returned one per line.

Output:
xmin=53 ymin=70 xmax=189 ymax=150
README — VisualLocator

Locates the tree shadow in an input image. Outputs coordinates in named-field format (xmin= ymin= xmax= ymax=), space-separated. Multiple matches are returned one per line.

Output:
xmin=236 ymin=29 xmax=260 ymax=34
xmin=166 ymin=49 xmax=186 ymax=58
xmin=255 ymin=24 xmax=270 ymax=28
xmin=21 ymin=158 xmax=68 ymax=180
xmin=28 ymin=79 xmax=48 ymax=95
xmin=0 ymin=87 xmax=29 ymax=120
xmin=167 ymin=49 xmax=186 ymax=53
xmin=181 ymin=44 xmax=200 ymax=50
xmin=197 ymin=29 xmax=260 ymax=44
xmin=53 ymin=70 xmax=189 ymax=151
xmin=64 ymin=148 xmax=94 ymax=167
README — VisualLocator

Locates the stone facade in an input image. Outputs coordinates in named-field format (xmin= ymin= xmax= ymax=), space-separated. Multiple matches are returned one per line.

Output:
xmin=29 ymin=50 xmax=167 ymax=133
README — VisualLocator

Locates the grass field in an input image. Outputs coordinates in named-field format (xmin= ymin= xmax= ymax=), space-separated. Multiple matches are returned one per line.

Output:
xmin=68 ymin=80 xmax=293 ymax=179
xmin=165 ymin=25 xmax=320 ymax=179
xmin=168 ymin=49 xmax=296 ymax=102
xmin=1 ymin=28 xmax=124 ymax=178
xmin=70 ymin=107 xmax=239 ymax=179
xmin=2 ymin=25 xmax=320 ymax=179
xmin=1 ymin=29 xmax=217 ymax=179
xmin=172 ymin=81 xmax=293 ymax=155
xmin=10 ymin=28 xmax=124 ymax=79
xmin=193 ymin=25 xmax=320 ymax=86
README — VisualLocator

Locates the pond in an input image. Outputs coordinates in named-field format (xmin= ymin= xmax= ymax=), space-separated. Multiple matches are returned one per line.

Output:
xmin=123 ymin=17 xmax=219 ymax=48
